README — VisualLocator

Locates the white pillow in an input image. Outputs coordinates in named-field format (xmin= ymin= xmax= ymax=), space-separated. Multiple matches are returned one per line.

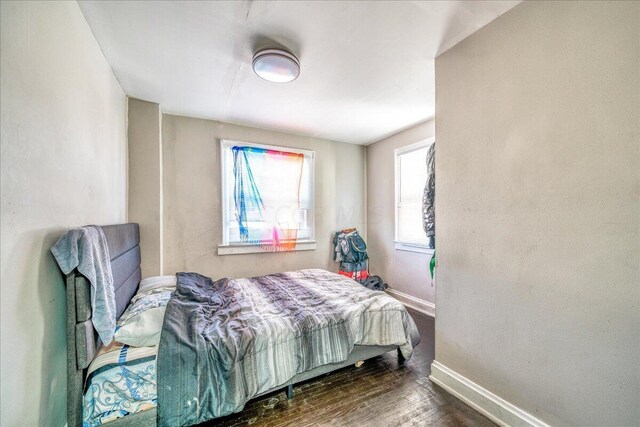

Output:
xmin=114 ymin=285 xmax=173 ymax=347
xmin=114 ymin=306 xmax=166 ymax=347
xmin=138 ymin=275 xmax=176 ymax=293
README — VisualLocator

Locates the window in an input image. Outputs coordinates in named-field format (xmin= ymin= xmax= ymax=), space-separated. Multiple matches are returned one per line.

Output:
xmin=219 ymin=140 xmax=315 ymax=255
xmin=394 ymin=138 xmax=435 ymax=254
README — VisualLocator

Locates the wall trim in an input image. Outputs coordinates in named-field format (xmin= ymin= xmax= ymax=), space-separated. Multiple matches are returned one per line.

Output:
xmin=429 ymin=361 xmax=551 ymax=427
xmin=218 ymin=240 xmax=317 ymax=255
xmin=385 ymin=288 xmax=435 ymax=317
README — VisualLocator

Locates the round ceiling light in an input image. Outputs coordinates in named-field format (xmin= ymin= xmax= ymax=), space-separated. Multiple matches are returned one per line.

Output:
xmin=252 ymin=48 xmax=300 ymax=83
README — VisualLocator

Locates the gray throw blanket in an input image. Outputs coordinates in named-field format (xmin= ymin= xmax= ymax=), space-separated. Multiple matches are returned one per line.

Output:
xmin=51 ymin=225 xmax=116 ymax=344
xmin=157 ymin=269 xmax=420 ymax=426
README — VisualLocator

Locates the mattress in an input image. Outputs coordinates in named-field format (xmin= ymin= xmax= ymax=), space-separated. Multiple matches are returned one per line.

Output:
xmin=82 ymin=341 xmax=157 ymax=426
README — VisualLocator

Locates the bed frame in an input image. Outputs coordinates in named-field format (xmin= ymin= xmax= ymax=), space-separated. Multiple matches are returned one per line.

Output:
xmin=64 ymin=223 xmax=400 ymax=427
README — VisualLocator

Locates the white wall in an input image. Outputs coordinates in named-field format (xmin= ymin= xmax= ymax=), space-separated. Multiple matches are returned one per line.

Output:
xmin=366 ymin=120 xmax=436 ymax=303
xmin=0 ymin=2 xmax=127 ymax=425
xmin=434 ymin=1 xmax=639 ymax=426
xmin=129 ymin=112 xmax=366 ymax=279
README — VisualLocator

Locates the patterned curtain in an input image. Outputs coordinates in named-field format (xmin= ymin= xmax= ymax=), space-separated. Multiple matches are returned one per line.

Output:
xmin=422 ymin=142 xmax=435 ymax=249
xmin=232 ymin=146 xmax=304 ymax=251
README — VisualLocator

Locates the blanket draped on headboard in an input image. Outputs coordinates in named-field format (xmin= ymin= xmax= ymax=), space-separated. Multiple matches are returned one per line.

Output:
xmin=51 ymin=225 xmax=116 ymax=344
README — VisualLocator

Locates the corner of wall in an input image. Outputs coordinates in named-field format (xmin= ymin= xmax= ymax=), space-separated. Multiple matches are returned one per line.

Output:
xmin=127 ymin=98 xmax=162 ymax=277
xmin=158 ymin=106 xmax=164 ymax=275
xmin=363 ymin=144 xmax=368 ymax=241
xmin=124 ymin=96 xmax=130 ymax=222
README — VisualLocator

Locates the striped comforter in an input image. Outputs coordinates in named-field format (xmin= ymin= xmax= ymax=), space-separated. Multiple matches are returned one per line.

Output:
xmin=157 ymin=269 xmax=420 ymax=426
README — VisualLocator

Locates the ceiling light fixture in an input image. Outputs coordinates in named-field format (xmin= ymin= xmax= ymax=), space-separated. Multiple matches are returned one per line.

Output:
xmin=252 ymin=48 xmax=300 ymax=83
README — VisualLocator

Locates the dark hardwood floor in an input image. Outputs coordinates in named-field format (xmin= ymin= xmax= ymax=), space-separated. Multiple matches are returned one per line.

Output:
xmin=209 ymin=309 xmax=495 ymax=426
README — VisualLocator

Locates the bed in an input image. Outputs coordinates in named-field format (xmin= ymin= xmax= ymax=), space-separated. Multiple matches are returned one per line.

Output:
xmin=65 ymin=223 xmax=420 ymax=427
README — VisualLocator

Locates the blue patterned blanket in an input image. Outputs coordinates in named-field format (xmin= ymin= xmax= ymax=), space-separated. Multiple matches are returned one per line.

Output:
xmin=83 ymin=344 xmax=157 ymax=426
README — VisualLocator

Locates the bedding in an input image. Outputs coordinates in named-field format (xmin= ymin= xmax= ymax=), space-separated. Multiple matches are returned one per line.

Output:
xmin=157 ymin=268 xmax=421 ymax=426
xmin=138 ymin=275 xmax=177 ymax=293
xmin=114 ymin=286 xmax=174 ymax=347
xmin=83 ymin=342 xmax=157 ymax=426
xmin=52 ymin=225 xmax=117 ymax=344
xmin=83 ymin=281 xmax=173 ymax=425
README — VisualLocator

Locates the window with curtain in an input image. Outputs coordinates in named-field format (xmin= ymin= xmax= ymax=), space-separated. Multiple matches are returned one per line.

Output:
xmin=220 ymin=140 xmax=314 ymax=253
xmin=394 ymin=139 xmax=434 ymax=253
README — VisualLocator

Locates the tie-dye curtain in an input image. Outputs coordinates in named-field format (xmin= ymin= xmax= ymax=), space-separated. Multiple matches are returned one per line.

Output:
xmin=232 ymin=146 xmax=304 ymax=251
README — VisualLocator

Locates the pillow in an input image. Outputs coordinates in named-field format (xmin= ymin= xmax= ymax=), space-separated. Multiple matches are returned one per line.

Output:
xmin=114 ymin=287 xmax=173 ymax=347
xmin=138 ymin=275 xmax=177 ymax=293
xmin=114 ymin=306 xmax=166 ymax=347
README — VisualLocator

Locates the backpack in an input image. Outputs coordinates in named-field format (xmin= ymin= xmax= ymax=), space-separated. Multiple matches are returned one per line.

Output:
xmin=334 ymin=230 xmax=368 ymax=264
xmin=334 ymin=229 xmax=370 ymax=284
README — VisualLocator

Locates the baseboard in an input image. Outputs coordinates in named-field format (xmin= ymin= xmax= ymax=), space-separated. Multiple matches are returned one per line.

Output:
xmin=429 ymin=361 xmax=551 ymax=427
xmin=385 ymin=288 xmax=435 ymax=317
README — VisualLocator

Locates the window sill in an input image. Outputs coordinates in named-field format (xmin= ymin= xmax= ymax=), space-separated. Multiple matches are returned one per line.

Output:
xmin=394 ymin=242 xmax=434 ymax=255
xmin=218 ymin=241 xmax=317 ymax=256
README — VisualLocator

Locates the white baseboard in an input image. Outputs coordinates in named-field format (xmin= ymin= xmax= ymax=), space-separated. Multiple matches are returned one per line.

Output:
xmin=385 ymin=288 xmax=435 ymax=317
xmin=429 ymin=361 xmax=551 ymax=427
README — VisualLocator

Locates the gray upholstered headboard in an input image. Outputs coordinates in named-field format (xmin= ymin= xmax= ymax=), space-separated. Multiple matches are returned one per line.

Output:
xmin=102 ymin=223 xmax=143 ymax=317
xmin=65 ymin=223 xmax=142 ymax=427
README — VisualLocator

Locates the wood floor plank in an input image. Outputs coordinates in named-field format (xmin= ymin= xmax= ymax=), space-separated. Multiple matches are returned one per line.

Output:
xmin=204 ymin=309 xmax=495 ymax=426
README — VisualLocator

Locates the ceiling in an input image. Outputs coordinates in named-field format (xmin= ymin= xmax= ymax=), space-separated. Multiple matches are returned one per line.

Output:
xmin=79 ymin=1 xmax=519 ymax=145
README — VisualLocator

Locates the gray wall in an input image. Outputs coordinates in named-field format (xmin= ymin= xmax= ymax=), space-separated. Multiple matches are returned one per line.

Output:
xmin=366 ymin=120 xmax=436 ymax=303
xmin=128 ymin=99 xmax=162 ymax=277
xmin=129 ymin=112 xmax=366 ymax=279
xmin=0 ymin=2 xmax=127 ymax=425
xmin=434 ymin=1 xmax=639 ymax=426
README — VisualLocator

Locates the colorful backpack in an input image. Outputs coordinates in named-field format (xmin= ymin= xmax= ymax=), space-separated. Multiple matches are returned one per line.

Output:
xmin=333 ymin=229 xmax=369 ymax=283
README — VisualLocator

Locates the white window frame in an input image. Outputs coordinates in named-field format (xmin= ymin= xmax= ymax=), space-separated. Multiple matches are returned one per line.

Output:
xmin=394 ymin=137 xmax=435 ymax=255
xmin=218 ymin=139 xmax=316 ymax=255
